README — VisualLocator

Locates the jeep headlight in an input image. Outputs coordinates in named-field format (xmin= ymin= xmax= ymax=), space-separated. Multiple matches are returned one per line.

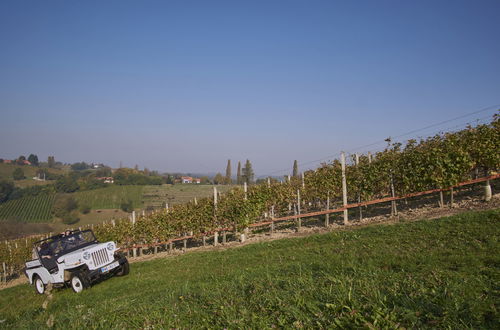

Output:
xmin=107 ymin=242 xmax=115 ymax=251
xmin=83 ymin=251 xmax=91 ymax=260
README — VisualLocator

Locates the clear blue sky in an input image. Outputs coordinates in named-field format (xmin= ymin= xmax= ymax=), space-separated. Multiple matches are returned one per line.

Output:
xmin=1 ymin=0 xmax=499 ymax=176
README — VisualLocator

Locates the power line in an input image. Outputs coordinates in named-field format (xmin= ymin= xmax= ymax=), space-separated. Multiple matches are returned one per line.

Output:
xmin=259 ymin=105 xmax=499 ymax=177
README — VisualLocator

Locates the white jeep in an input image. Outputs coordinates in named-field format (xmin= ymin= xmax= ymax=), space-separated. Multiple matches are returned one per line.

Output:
xmin=24 ymin=229 xmax=129 ymax=294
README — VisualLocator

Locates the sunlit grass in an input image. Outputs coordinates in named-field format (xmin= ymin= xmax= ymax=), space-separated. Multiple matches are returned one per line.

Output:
xmin=0 ymin=209 xmax=498 ymax=328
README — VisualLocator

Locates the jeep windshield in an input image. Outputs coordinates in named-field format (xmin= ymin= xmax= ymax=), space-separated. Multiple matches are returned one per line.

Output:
xmin=35 ymin=230 xmax=98 ymax=258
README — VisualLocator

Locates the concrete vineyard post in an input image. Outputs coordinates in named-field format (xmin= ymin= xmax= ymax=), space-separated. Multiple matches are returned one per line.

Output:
xmin=450 ymin=187 xmax=454 ymax=207
xmin=2 ymin=262 xmax=5 ymax=283
xmin=368 ymin=152 xmax=372 ymax=164
xmin=214 ymin=231 xmax=219 ymax=246
xmin=154 ymin=244 xmax=158 ymax=254
xmin=202 ymin=235 xmax=206 ymax=246
xmin=244 ymin=182 xmax=247 ymax=200
xmin=222 ymin=231 xmax=227 ymax=244
xmin=439 ymin=190 xmax=444 ymax=208
xmin=132 ymin=247 xmax=137 ymax=258
xmin=325 ymin=192 xmax=330 ymax=227
xmin=183 ymin=238 xmax=187 ymax=251
xmin=355 ymin=154 xmax=362 ymax=221
xmin=270 ymin=205 xmax=275 ymax=234
xmin=169 ymin=241 xmax=173 ymax=253
xmin=267 ymin=177 xmax=271 ymax=188
xmin=194 ymin=197 xmax=198 ymax=205
xmin=341 ymin=152 xmax=349 ymax=225
xmin=297 ymin=190 xmax=302 ymax=230
xmin=301 ymin=172 xmax=305 ymax=189
xmin=485 ymin=179 xmax=492 ymax=201
xmin=390 ymin=172 xmax=398 ymax=216
xmin=132 ymin=211 xmax=136 ymax=225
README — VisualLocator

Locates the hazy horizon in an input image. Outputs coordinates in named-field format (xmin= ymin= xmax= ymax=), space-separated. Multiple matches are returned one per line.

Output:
xmin=1 ymin=1 xmax=499 ymax=176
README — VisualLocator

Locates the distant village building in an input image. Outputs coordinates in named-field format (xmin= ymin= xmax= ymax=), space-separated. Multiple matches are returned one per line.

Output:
xmin=96 ymin=177 xmax=114 ymax=184
xmin=181 ymin=176 xmax=201 ymax=184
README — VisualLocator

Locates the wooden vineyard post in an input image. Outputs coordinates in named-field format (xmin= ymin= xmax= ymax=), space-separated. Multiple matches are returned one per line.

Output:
xmin=297 ymin=190 xmax=302 ymax=231
xmin=341 ymin=152 xmax=349 ymax=225
xmin=325 ymin=192 xmax=330 ymax=227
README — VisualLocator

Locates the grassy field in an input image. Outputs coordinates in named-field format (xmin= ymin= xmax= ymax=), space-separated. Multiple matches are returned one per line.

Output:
xmin=0 ymin=193 xmax=55 ymax=222
xmin=142 ymin=184 xmax=232 ymax=208
xmin=0 ymin=163 xmax=65 ymax=187
xmin=0 ymin=209 xmax=498 ymax=328
xmin=75 ymin=185 xmax=145 ymax=210
xmin=75 ymin=184 xmax=232 ymax=210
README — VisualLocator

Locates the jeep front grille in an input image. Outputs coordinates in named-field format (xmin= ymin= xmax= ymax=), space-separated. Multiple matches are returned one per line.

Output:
xmin=91 ymin=248 xmax=110 ymax=267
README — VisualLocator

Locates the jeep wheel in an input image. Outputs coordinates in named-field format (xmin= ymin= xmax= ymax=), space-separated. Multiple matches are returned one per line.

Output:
xmin=70 ymin=272 xmax=90 ymax=293
xmin=34 ymin=275 xmax=45 ymax=295
xmin=116 ymin=260 xmax=129 ymax=276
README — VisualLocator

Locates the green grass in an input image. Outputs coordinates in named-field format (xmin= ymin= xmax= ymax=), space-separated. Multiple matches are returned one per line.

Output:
xmin=0 ymin=194 xmax=55 ymax=222
xmin=142 ymin=184 xmax=232 ymax=208
xmin=0 ymin=163 xmax=65 ymax=187
xmin=75 ymin=184 xmax=232 ymax=210
xmin=1 ymin=209 xmax=498 ymax=328
xmin=75 ymin=185 xmax=145 ymax=209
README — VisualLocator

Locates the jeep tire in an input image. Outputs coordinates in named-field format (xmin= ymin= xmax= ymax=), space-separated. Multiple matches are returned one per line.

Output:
xmin=70 ymin=271 xmax=90 ymax=293
xmin=116 ymin=259 xmax=129 ymax=276
xmin=34 ymin=275 xmax=45 ymax=295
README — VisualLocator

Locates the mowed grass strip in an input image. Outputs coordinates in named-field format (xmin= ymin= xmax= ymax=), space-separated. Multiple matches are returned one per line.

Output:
xmin=75 ymin=185 xmax=145 ymax=209
xmin=0 ymin=193 xmax=55 ymax=222
xmin=0 ymin=209 xmax=498 ymax=328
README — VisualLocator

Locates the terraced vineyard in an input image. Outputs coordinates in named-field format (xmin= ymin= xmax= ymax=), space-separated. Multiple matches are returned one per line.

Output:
xmin=0 ymin=193 xmax=55 ymax=222
xmin=75 ymin=185 xmax=145 ymax=209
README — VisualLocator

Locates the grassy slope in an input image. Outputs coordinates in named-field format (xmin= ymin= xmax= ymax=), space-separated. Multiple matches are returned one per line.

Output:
xmin=142 ymin=184 xmax=232 ymax=208
xmin=0 ymin=209 xmax=498 ymax=328
xmin=75 ymin=184 xmax=232 ymax=210
xmin=75 ymin=185 xmax=145 ymax=209
xmin=0 ymin=163 xmax=64 ymax=187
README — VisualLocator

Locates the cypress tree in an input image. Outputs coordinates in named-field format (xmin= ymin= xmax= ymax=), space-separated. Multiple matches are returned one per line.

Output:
xmin=242 ymin=159 xmax=254 ymax=184
xmin=237 ymin=161 xmax=242 ymax=185
xmin=225 ymin=159 xmax=232 ymax=184
xmin=293 ymin=160 xmax=298 ymax=177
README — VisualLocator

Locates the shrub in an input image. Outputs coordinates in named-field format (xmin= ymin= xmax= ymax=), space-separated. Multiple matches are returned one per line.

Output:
xmin=120 ymin=199 xmax=134 ymax=213
xmin=12 ymin=168 xmax=25 ymax=180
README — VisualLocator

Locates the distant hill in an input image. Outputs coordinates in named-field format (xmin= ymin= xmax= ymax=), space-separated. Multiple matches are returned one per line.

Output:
xmin=0 ymin=163 xmax=66 ymax=187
